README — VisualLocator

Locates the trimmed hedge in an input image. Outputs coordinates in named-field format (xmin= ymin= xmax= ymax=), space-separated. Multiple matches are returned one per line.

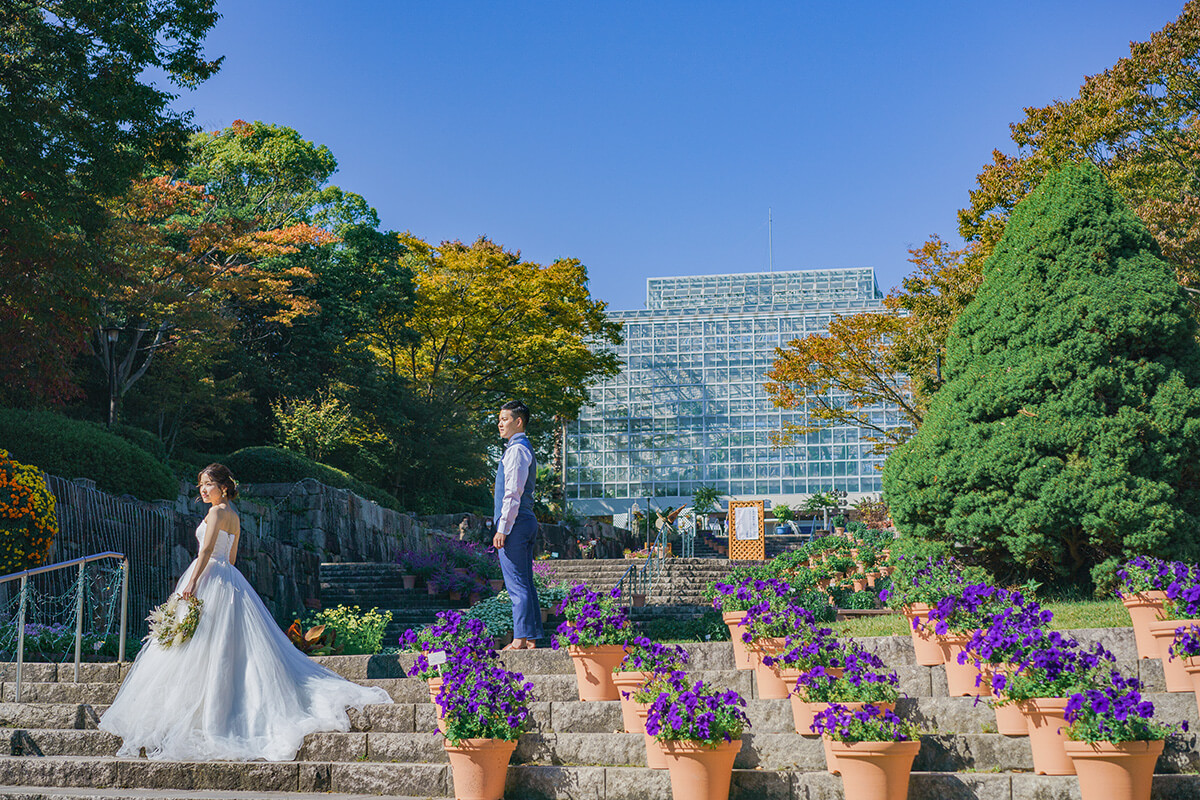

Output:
xmin=0 ymin=408 xmax=178 ymax=501
xmin=224 ymin=446 xmax=403 ymax=512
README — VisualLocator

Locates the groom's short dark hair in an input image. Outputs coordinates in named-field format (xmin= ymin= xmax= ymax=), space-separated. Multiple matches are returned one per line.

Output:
xmin=502 ymin=400 xmax=530 ymax=428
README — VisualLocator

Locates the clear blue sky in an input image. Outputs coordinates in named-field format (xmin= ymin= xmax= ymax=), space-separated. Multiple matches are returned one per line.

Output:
xmin=171 ymin=1 xmax=1187 ymax=311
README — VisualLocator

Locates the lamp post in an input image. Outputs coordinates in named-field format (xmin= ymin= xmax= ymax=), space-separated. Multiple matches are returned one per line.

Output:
xmin=643 ymin=496 xmax=652 ymax=555
xmin=630 ymin=501 xmax=640 ymax=548
xmin=103 ymin=326 xmax=120 ymax=427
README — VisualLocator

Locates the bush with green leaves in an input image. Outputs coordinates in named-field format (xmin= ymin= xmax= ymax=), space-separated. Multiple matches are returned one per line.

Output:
xmin=0 ymin=407 xmax=177 ymax=500
xmin=305 ymin=605 xmax=392 ymax=655
xmin=885 ymin=163 xmax=1200 ymax=590
xmin=224 ymin=446 xmax=401 ymax=511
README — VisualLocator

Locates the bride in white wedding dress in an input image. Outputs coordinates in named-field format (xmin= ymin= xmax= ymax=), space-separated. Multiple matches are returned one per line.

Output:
xmin=99 ymin=464 xmax=393 ymax=761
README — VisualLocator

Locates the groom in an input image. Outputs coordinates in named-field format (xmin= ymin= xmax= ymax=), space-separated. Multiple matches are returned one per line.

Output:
xmin=492 ymin=400 xmax=544 ymax=649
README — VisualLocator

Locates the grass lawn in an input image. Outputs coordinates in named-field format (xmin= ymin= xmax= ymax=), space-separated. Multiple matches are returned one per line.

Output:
xmin=831 ymin=598 xmax=1128 ymax=638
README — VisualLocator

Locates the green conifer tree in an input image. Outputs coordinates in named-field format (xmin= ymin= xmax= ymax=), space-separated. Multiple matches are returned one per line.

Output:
xmin=883 ymin=163 xmax=1200 ymax=589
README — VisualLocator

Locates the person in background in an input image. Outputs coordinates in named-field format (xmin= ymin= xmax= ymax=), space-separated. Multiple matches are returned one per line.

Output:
xmin=492 ymin=400 xmax=543 ymax=650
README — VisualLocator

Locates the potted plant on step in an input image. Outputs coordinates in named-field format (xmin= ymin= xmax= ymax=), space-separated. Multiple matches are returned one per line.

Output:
xmin=437 ymin=656 xmax=535 ymax=800
xmin=1062 ymin=669 xmax=1183 ymax=800
xmin=400 ymin=609 xmax=497 ymax=729
xmin=1116 ymin=557 xmax=1184 ymax=659
xmin=964 ymin=589 xmax=1053 ymax=736
xmin=551 ymin=583 xmax=633 ymax=700
xmin=882 ymin=555 xmax=981 ymax=667
xmin=812 ymin=702 xmax=922 ymax=800
xmin=1002 ymin=633 xmax=1117 ymax=775
xmin=612 ymin=637 xmax=689 ymax=733
xmin=645 ymin=670 xmax=750 ymax=800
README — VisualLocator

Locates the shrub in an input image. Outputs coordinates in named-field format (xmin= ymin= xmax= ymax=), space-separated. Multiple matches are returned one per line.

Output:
xmin=0 ymin=407 xmax=177 ymax=501
xmin=0 ymin=450 xmax=58 ymax=573
xmin=305 ymin=605 xmax=392 ymax=655
xmin=223 ymin=446 xmax=402 ymax=511
xmin=885 ymin=163 xmax=1200 ymax=589
xmin=110 ymin=424 xmax=167 ymax=462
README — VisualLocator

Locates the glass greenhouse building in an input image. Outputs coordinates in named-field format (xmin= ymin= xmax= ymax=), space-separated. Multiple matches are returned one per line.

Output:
xmin=565 ymin=268 xmax=908 ymax=516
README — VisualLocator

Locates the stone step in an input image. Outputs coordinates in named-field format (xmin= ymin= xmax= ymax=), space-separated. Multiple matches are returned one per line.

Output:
xmin=0 ymin=757 xmax=1197 ymax=800
xmin=0 ymin=629 xmax=1147 ymax=686
xmin=7 ymin=691 xmax=1198 ymax=743
xmin=9 ymin=724 xmax=1199 ymax=775
xmin=0 ymin=789 xmax=433 ymax=800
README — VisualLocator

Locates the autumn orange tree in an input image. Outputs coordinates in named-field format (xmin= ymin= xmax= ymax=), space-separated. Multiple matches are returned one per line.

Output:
xmin=0 ymin=1 xmax=220 ymax=405
xmin=764 ymin=311 xmax=920 ymax=455
xmin=897 ymin=1 xmax=1200 ymax=387
xmin=793 ymin=2 xmax=1200 ymax=434
xmin=96 ymin=174 xmax=336 ymax=426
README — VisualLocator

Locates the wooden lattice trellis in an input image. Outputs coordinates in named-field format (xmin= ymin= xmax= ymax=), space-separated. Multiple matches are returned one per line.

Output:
xmin=726 ymin=500 xmax=765 ymax=561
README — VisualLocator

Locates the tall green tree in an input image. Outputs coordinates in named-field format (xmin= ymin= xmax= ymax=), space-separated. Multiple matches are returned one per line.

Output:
xmin=883 ymin=164 xmax=1200 ymax=590
xmin=0 ymin=0 xmax=220 ymax=402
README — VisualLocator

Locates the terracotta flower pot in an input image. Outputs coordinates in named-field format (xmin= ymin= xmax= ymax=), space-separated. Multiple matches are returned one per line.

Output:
xmin=821 ymin=701 xmax=895 ymax=775
xmin=426 ymin=580 xmax=441 ymax=596
xmin=634 ymin=704 xmax=667 ymax=769
xmin=852 ymin=578 xmax=866 ymax=592
xmin=444 ymin=737 xmax=518 ymax=800
xmin=1121 ymin=591 xmax=1167 ymax=659
xmin=488 ymin=578 xmax=504 ymax=593
xmin=1148 ymin=618 xmax=1193 ymax=692
xmin=830 ymin=739 xmax=921 ymax=800
xmin=722 ymin=611 xmax=753 ymax=670
xmin=937 ymin=632 xmax=992 ymax=697
xmin=1064 ymin=738 xmax=1164 ymax=800
xmin=612 ymin=670 xmax=652 ymax=732
xmin=1183 ymin=656 xmax=1200 ymax=717
xmin=401 ymin=574 xmax=417 ymax=590
xmin=866 ymin=572 xmax=881 ymax=588
xmin=790 ymin=694 xmax=820 ymax=735
xmin=993 ymin=697 xmax=1028 ymax=737
xmin=660 ymin=738 xmax=742 ymax=800
xmin=902 ymin=603 xmax=944 ymax=666
xmin=1018 ymin=697 xmax=1074 ymax=775
xmin=747 ymin=637 xmax=791 ymax=699
xmin=566 ymin=645 xmax=625 ymax=701
xmin=427 ymin=676 xmax=447 ymax=733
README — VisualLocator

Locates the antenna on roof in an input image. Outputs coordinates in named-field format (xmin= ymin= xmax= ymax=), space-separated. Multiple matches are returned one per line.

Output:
xmin=768 ymin=207 xmax=774 ymax=272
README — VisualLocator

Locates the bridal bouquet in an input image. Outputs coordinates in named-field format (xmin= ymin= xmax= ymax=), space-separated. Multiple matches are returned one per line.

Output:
xmin=146 ymin=594 xmax=203 ymax=648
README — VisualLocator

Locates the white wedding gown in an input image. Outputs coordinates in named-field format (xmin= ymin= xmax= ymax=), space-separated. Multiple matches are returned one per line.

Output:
xmin=99 ymin=522 xmax=393 ymax=761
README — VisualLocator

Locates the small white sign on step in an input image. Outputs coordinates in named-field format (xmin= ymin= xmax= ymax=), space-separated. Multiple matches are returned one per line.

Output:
xmin=428 ymin=650 xmax=447 ymax=666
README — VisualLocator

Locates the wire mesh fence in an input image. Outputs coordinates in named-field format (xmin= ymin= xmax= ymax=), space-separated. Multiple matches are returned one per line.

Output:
xmin=0 ymin=476 xmax=177 ymax=660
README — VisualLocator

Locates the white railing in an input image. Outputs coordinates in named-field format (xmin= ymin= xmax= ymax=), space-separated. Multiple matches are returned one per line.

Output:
xmin=1 ymin=552 xmax=129 ymax=702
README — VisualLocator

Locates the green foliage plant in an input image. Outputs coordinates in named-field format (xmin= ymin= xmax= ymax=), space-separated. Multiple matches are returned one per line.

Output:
xmin=884 ymin=163 xmax=1200 ymax=590
xmin=691 ymin=485 xmax=724 ymax=515
xmin=306 ymin=605 xmax=392 ymax=656
xmin=0 ymin=408 xmax=177 ymax=501
xmin=272 ymin=392 xmax=355 ymax=462
xmin=464 ymin=592 xmax=515 ymax=636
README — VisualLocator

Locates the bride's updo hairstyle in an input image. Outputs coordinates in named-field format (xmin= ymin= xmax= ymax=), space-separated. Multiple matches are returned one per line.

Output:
xmin=199 ymin=463 xmax=239 ymax=500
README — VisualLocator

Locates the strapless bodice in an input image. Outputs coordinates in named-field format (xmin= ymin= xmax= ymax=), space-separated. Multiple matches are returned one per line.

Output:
xmin=196 ymin=521 xmax=235 ymax=563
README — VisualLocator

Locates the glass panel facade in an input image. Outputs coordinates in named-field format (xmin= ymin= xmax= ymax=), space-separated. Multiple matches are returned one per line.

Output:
xmin=567 ymin=269 xmax=907 ymax=514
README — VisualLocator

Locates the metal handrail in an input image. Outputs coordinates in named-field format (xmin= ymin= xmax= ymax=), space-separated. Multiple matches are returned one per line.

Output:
xmin=641 ymin=519 xmax=676 ymax=602
xmin=2 ymin=551 xmax=129 ymax=702
xmin=613 ymin=562 xmax=640 ymax=611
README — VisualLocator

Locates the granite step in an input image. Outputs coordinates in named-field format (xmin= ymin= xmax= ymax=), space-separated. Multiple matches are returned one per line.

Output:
xmin=0 ymin=757 xmax=1198 ymax=800
xmin=4 ymin=693 xmax=1197 ymax=740
xmin=0 ymin=790 xmax=433 ymax=800
xmin=9 ymin=726 xmax=1200 ymax=774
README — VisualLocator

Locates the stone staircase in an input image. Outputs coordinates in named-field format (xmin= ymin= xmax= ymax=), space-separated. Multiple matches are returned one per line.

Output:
xmin=0 ymin=627 xmax=1197 ymax=799
xmin=319 ymin=563 xmax=464 ymax=646
xmin=539 ymin=558 xmax=758 ymax=606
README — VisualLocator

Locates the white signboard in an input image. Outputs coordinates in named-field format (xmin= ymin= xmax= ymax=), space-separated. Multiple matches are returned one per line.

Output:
xmin=734 ymin=505 xmax=760 ymax=541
